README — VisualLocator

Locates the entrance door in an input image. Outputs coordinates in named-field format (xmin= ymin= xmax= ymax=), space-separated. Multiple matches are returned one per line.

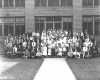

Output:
xmin=35 ymin=16 xmax=73 ymax=33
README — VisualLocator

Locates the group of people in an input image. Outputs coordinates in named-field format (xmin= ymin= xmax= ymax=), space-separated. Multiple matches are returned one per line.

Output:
xmin=4 ymin=29 xmax=99 ymax=58
xmin=41 ymin=29 xmax=98 ymax=58
xmin=4 ymin=33 xmax=38 ymax=58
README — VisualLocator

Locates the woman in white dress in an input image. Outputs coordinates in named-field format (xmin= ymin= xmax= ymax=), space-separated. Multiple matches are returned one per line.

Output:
xmin=82 ymin=38 xmax=91 ymax=58
xmin=13 ymin=45 xmax=18 ymax=55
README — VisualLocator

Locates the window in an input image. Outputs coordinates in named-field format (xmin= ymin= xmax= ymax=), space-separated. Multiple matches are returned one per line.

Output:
xmin=4 ymin=23 xmax=14 ymax=36
xmin=94 ymin=0 xmax=100 ymax=6
xmin=0 ymin=24 xmax=2 ymax=36
xmin=35 ymin=16 xmax=73 ymax=33
xmin=3 ymin=17 xmax=15 ymax=36
xmin=46 ymin=23 xmax=53 ymax=30
xmin=83 ymin=0 xmax=93 ymax=7
xmin=0 ymin=17 xmax=25 ymax=36
xmin=35 ymin=0 xmax=73 ymax=7
xmin=35 ymin=0 xmax=40 ymax=7
xmin=83 ymin=16 xmax=100 ymax=36
xmin=46 ymin=16 xmax=53 ymax=21
xmin=63 ymin=17 xmax=73 ymax=31
xmin=0 ymin=0 xmax=2 ymax=8
xmin=4 ymin=0 xmax=14 ymax=8
xmin=15 ymin=17 xmax=25 ymax=35
xmin=35 ymin=0 xmax=47 ymax=7
xmin=15 ymin=24 xmax=25 ymax=35
xmin=95 ymin=16 xmax=100 ymax=35
xmin=15 ymin=0 xmax=25 ymax=7
xmin=15 ymin=17 xmax=25 ymax=23
xmin=35 ymin=23 xmax=45 ymax=33
xmin=4 ymin=17 xmax=15 ymax=23
xmin=41 ymin=0 xmax=47 ymax=7
xmin=54 ymin=23 xmax=61 ymax=30
xmin=83 ymin=16 xmax=93 ymax=35
xmin=35 ymin=16 xmax=45 ymax=33
xmin=48 ymin=0 xmax=59 ymax=7
xmin=54 ymin=16 xmax=62 ymax=21
xmin=61 ymin=0 xmax=72 ymax=7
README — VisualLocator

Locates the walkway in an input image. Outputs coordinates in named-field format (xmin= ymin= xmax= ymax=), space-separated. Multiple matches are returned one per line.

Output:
xmin=34 ymin=58 xmax=76 ymax=80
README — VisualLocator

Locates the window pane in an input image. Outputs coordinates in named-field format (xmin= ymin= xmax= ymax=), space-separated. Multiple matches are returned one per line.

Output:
xmin=83 ymin=16 xmax=93 ymax=22
xmin=4 ymin=23 xmax=14 ymax=36
xmin=54 ymin=16 xmax=62 ymax=21
xmin=35 ymin=0 xmax=40 ymax=7
xmin=61 ymin=0 xmax=72 ymax=7
xmin=9 ymin=0 xmax=14 ymax=7
xmin=4 ymin=17 xmax=15 ymax=23
xmin=46 ymin=16 xmax=53 ymax=21
xmin=41 ymin=0 xmax=47 ymax=6
xmin=15 ymin=24 xmax=25 ymax=35
xmin=0 ymin=24 xmax=2 ymax=36
xmin=83 ymin=22 xmax=93 ymax=35
xmin=15 ymin=0 xmax=25 ymax=7
xmin=88 ymin=22 xmax=93 ymax=35
xmin=48 ymin=0 xmax=59 ymax=6
xmin=54 ymin=23 xmax=61 ymax=30
xmin=4 ymin=0 xmax=14 ymax=7
xmin=88 ymin=0 xmax=93 ymax=6
xmin=35 ymin=23 xmax=44 ymax=33
xmin=94 ymin=0 xmax=100 ymax=6
xmin=46 ymin=23 xmax=53 ymax=31
xmin=4 ymin=0 xmax=9 ymax=7
xmin=83 ymin=16 xmax=93 ymax=35
xmin=95 ymin=16 xmax=100 ymax=35
xmin=95 ymin=22 xmax=100 ymax=35
xmin=63 ymin=17 xmax=72 ymax=22
xmin=63 ymin=22 xmax=72 ymax=31
xmin=83 ymin=0 xmax=93 ymax=7
xmin=0 ymin=18 xmax=4 ymax=23
xmin=0 ymin=0 xmax=2 ymax=8
xmin=16 ymin=17 xmax=25 ymax=23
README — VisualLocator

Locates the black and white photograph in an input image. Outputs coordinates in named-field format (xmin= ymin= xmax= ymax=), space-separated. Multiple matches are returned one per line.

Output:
xmin=0 ymin=0 xmax=100 ymax=80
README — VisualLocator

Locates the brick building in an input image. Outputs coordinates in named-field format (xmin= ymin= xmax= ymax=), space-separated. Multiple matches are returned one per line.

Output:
xmin=0 ymin=0 xmax=100 ymax=41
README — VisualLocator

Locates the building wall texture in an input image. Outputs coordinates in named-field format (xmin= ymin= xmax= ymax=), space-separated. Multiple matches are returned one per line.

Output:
xmin=0 ymin=0 xmax=100 ymax=35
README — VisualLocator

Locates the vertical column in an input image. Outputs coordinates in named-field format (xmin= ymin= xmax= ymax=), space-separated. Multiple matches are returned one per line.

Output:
xmin=25 ymin=0 xmax=35 ymax=33
xmin=73 ymin=0 xmax=82 ymax=32
xmin=2 ymin=24 xmax=4 ymax=36
xmin=93 ymin=16 xmax=95 ymax=35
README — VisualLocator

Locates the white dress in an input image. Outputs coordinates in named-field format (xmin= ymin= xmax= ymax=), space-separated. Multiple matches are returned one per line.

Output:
xmin=13 ymin=46 xmax=17 ymax=53
xmin=58 ymin=48 xmax=63 ymax=56
xmin=42 ymin=46 xmax=47 ymax=56
xmin=83 ymin=46 xmax=88 ymax=52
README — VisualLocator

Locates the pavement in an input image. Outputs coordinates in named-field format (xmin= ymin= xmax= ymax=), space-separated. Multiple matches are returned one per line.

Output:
xmin=0 ymin=55 xmax=100 ymax=80
xmin=34 ymin=58 xmax=76 ymax=80
xmin=67 ymin=58 xmax=100 ymax=80
xmin=0 ymin=55 xmax=43 ymax=80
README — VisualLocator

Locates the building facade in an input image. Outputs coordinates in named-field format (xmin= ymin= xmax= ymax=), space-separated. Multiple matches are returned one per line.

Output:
xmin=0 ymin=0 xmax=100 ymax=40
